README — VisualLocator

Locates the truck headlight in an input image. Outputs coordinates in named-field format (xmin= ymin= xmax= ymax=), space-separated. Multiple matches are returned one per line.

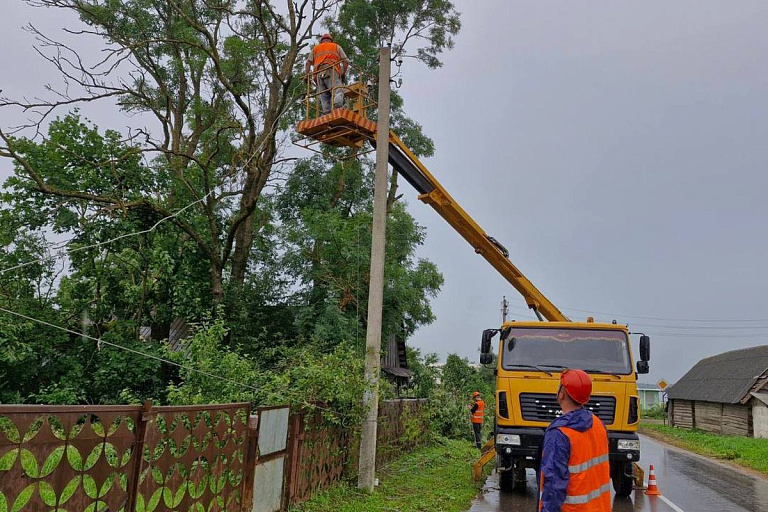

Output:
xmin=617 ymin=439 xmax=640 ymax=451
xmin=496 ymin=434 xmax=521 ymax=446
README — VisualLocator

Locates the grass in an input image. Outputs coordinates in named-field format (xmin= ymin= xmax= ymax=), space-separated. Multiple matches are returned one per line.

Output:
xmin=292 ymin=438 xmax=487 ymax=512
xmin=640 ymin=424 xmax=768 ymax=476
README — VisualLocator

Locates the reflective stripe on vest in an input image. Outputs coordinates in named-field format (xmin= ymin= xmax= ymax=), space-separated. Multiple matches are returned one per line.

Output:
xmin=568 ymin=453 xmax=609 ymax=474
xmin=471 ymin=399 xmax=485 ymax=424
xmin=313 ymin=42 xmax=341 ymax=71
xmin=564 ymin=483 xmax=611 ymax=505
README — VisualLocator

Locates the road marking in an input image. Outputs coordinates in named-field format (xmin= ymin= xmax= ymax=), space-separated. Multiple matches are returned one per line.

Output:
xmin=658 ymin=495 xmax=686 ymax=512
xmin=643 ymin=480 xmax=686 ymax=512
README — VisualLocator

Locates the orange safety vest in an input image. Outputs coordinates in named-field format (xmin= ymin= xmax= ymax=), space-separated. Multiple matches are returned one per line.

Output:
xmin=312 ymin=42 xmax=342 ymax=74
xmin=539 ymin=414 xmax=611 ymax=511
xmin=471 ymin=399 xmax=485 ymax=424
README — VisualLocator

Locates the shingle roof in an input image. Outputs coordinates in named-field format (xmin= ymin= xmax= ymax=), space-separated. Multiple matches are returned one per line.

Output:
xmin=666 ymin=345 xmax=768 ymax=404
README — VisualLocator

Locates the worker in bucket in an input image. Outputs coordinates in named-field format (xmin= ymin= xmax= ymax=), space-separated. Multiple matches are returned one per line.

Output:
xmin=305 ymin=33 xmax=349 ymax=115
xmin=538 ymin=369 xmax=610 ymax=511
xmin=469 ymin=391 xmax=485 ymax=449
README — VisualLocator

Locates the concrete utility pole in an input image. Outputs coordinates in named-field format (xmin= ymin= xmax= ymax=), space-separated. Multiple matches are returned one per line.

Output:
xmin=358 ymin=46 xmax=391 ymax=493
xmin=501 ymin=296 xmax=509 ymax=323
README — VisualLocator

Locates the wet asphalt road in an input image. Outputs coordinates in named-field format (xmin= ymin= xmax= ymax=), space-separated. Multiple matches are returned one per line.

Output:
xmin=467 ymin=434 xmax=768 ymax=512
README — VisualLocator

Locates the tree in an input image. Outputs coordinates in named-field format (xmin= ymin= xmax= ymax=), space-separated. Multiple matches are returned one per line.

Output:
xmin=275 ymin=154 xmax=443 ymax=349
xmin=1 ymin=0 xmax=342 ymax=310
xmin=0 ymin=0 xmax=460 ymax=316
xmin=0 ymin=0 xmax=463 ymax=405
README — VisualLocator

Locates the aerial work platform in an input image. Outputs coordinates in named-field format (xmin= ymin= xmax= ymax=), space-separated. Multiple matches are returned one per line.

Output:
xmin=296 ymin=108 xmax=376 ymax=148
xmin=296 ymin=77 xmax=568 ymax=321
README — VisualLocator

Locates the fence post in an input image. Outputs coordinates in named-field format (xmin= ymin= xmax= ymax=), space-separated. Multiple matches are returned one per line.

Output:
xmin=282 ymin=412 xmax=304 ymax=510
xmin=240 ymin=414 xmax=260 ymax=512
xmin=126 ymin=400 xmax=152 ymax=512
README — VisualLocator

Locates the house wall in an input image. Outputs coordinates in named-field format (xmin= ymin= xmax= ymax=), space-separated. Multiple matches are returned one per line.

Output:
xmin=721 ymin=403 xmax=750 ymax=437
xmin=694 ymin=401 xmax=722 ymax=434
xmin=751 ymin=397 xmax=768 ymax=439
xmin=672 ymin=399 xmax=752 ymax=436
xmin=639 ymin=390 xmax=661 ymax=409
xmin=671 ymin=399 xmax=694 ymax=429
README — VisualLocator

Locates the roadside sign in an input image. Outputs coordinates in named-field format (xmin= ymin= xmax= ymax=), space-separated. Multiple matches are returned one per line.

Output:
xmin=657 ymin=379 xmax=668 ymax=390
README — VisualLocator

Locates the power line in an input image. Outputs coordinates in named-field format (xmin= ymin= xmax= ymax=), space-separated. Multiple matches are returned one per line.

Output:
xmin=505 ymin=303 xmax=768 ymax=337
xmin=560 ymin=305 xmax=768 ymax=324
xmin=0 ymin=304 xmax=260 ymax=392
xmin=629 ymin=323 xmax=768 ymax=331
xmin=0 ymin=304 xmax=356 ymax=419
xmin=0 ymin=189 xmax=215 ymax=277
xmin=641 ymin=331 xmax=768 ymax=339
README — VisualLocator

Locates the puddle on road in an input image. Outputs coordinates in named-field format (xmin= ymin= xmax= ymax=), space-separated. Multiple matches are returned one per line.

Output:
xmin=468 ymin=471 xmax=655 ymax=512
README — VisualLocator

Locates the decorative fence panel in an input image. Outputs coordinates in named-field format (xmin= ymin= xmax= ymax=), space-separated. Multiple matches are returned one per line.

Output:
xmin=286 ymin=412 xmax=349 ymax=505
xmin=135 ymin=403 xmax=250 ymax=512
xmin=0 ymin=402 xmax=251 ymax=512
xmin=375 ymin=399 xmax=429 ymax=467
xmin=286 ymin=399 xmax=429 ymax=506
xmin=0 ymin=404 xmax=143 ymax=512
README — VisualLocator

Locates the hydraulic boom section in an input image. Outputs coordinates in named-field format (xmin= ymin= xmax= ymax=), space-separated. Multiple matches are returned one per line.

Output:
xmin=385 ymin=133 xmax=568 ymax=322
xmin=296 ymin=95 xmax=568 ymax=322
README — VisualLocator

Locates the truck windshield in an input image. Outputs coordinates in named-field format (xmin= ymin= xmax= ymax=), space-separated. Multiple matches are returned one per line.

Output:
xmin=501 ymin=328 xmax=631 ymax=375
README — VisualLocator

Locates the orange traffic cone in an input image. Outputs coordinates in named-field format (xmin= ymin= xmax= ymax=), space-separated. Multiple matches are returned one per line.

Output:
xmin=644 ymin=464 xmax=662 ymax=496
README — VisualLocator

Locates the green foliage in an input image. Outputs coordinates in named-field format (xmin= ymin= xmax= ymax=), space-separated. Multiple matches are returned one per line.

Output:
xmin=255 ymin=344 xmax=368 ymax=424
xmin=0 ymin=0 xmax=462 ymax=410
xmin=425 ymin=354 xmax=495 ymax=441
xmin=275 ymin=154 xmax=443 ymax=347
xmin=334 ymin=0 xmax=461 ymax=70
xmin=165 ymin=317 xmax=261 ymax=405
xmin=641 ymin=424 xmax=768 ymax=476
xmin=643 ymin=403 xmax=667 ymax=419
xmin=162 ymin=315 xmax=367 ymax=423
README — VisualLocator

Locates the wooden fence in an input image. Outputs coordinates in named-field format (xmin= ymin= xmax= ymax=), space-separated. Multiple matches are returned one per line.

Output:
xmin=0 ymin=399 xmax=429 ymax=512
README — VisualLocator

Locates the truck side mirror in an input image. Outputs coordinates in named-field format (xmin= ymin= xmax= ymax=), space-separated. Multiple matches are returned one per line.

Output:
xmin=639 ymin=335 xmax=650 ymax=361
xmin=636 ymin=360 xmax=649 ymax=374
xmin=480 ymin=353 xmax=493 ymax=365
xmin=481 ymin=329 xmax=497 ymax=354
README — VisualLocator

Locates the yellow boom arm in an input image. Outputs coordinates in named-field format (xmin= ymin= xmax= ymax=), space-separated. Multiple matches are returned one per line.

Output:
xmin=386 ymin=132 xmax=568 ymax=322
xmin=294 ymin=104 xmax=568 ymax=322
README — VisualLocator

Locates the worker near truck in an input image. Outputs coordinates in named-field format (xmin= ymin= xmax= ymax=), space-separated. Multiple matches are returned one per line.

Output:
xmin=469 ymin=391 xmax=485 ymax=449
xmin=305 ymin=33 xmax=349 ymax=115
xmin=538 ymin=369 xmax=611 ymax=512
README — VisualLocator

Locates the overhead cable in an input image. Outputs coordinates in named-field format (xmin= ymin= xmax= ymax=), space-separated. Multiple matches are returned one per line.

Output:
xmin=0 ymin=189 xmax=215 ymax=277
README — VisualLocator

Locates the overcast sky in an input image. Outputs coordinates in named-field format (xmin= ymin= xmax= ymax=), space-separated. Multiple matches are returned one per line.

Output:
xmin=3 ymin=1 xmax=768 ymax=385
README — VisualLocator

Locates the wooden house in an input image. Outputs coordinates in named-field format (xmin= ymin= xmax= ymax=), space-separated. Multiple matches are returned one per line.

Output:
xmin=381 ymin=332 xmax=413 ymax=393
xmin=667 ymin=345 xmax=768 ymax=438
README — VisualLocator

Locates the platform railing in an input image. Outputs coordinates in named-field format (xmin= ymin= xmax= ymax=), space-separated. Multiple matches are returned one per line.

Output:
xmin=303 ymin=61 xmax=378 ymax=120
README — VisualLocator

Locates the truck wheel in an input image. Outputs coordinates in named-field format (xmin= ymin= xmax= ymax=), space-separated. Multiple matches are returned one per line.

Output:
xmin=499 ymin=469 xmax=514 ymax=492
xmin=513 ymin=467 xmax=527 ymax=490
xmin=611 ymin=461 xmax=634 ymax=497
xmin=499 ymin=466 xmax=527 ymax=492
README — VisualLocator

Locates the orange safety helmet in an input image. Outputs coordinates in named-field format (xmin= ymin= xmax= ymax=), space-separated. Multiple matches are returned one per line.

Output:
xmin=560 ymin=369 xmax=592 ymax=405
xmin=472 ymin=391 xmax=481 ymax=398
xmin=321 ymin=33 xmax=333 ymax=42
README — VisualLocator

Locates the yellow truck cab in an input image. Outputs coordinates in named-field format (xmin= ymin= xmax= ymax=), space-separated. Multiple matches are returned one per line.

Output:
xmin=480 ymin=320 xmax=650 ymax=495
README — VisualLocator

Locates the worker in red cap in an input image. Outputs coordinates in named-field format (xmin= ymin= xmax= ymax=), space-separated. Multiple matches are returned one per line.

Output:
xmin=469 ymin=391 xmax=485 ymax=449
xmin=305 ymin=33 xmax=349 ymax=115
xmin=538 ymin=369 xmax=610 ymax=511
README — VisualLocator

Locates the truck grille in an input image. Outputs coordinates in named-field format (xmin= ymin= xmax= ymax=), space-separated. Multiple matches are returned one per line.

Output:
xmin=519 ymin=393 xmax=615 ymax=425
